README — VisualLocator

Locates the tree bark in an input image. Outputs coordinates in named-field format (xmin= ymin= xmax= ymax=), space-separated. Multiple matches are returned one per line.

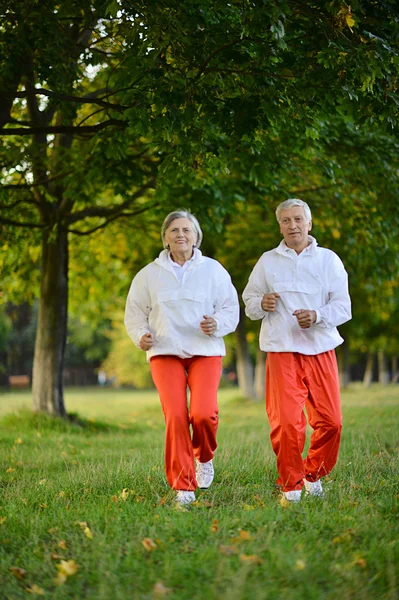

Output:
xmin=363 ymin=352 xmax=374 ymax=388
xmin=377 ymin=350 xmax=389 ymax=385
xmin=254 ymin=349 xmax=266 ymax=401
xmin=338 ymin=338 xmax=350 ymax=388
xmin=392 ymin=356 xmax=398 ymax=384
xmin=235 ymin=306 xmax=255 ymax=399
xmin=32 ymin=229 xmax=68 ymax=416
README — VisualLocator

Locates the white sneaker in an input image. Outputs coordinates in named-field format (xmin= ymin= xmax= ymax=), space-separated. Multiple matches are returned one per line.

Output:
xmin=195 ymin=459 xmax=214 ymax=489
xmin=175 ymin=491 xmax=196 ymax=506
xmin=282 ymin=490 xmax=302 ymax=503
xmin=304 ymin=478 xmax=325 ymax=498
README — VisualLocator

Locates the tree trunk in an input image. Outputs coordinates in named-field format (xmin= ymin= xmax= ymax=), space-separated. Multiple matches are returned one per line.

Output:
xmin=338 ymin=338 xmax=350 ymax=388
xmin=363 ymin=352 xmax=374 ymax=388
xmin=392 ymin=356 xmax=398 ymax=384
xmin=235 ymin=306 xmax=255 ymax=399
xmin=32 ymin=229 xmax=68 ymax=416
xmin=377 ymin=350 xmax=389 ymax=385
xmin=254 ymin=349 xmax=266 ymax=401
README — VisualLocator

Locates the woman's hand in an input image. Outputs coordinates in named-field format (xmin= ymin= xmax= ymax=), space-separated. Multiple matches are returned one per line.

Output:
xmin=200 ymin=315 xmax=217 ymax=336
xmin=139 ymin=333 xmax=153 ymax=350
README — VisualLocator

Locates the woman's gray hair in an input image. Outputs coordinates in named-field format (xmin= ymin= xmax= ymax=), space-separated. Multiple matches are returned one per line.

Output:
xmin=161 ymin=209 xmax=203 ymax=249
xmin=275 ymin=199 xmax=312 ymax=223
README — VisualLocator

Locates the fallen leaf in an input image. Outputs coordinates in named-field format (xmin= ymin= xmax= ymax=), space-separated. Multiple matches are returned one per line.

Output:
xmin=219 ymin=545 xmax=238 ymax=556
xmin=15 ymin=438 xmax=23 ymax=444
xmin=26 ymin=584 xmax=45 ymax=595
xmin=0 ymin=517 xmax=6 ymax=525
xmin=211 ymin=519 xmax=218 ymax=533
xmin=354 ymin=557 xmax=367 ymax=568
xmin=53 ymin=572 xmax=67 ymax=586
xmin=239 ymin=530 xmax=252 ymax=541
xmin=120 ymin=489 xmax=129 ymax=501
xmin=6 ymin=466 xmax=15 ymax=473
xmin=57 ymin=540 xmax=67 ymax=550
xmin=294 ymin=559 xmax=306 ymax=570
xmin=84 ymin=526 xmax=93 ymax=540
xmin=239 ymin=554 xmax=264 ymax=565
xmin=50 ymin=553 xmax=64 ymax=560
xmin=141 ymin=537 xmax=157 ymax=552
xmin=154 ymin=581 xmax=170 ymax=597
xmin=10 ymin=566 xmax=27 ymax=579
xmin=56 ymin=559 xmax=79 ymax=576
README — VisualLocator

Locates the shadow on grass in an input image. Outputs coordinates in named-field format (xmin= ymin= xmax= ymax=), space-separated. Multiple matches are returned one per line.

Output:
xmin=0 ymin=408 xmax=139 ymax=435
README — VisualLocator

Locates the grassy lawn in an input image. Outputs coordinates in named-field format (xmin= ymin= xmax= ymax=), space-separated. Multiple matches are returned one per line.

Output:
xmin=0 ymin=384 xmax=398 ymax=599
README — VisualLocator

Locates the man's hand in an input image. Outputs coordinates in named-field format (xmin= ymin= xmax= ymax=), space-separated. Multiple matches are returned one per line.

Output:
xmin=200 ymin=315 xmax=217 ymax=336
xmin=139 ymin=333 xmax=153 ymax=350
xmin=293 ymin=309 xmax=317 ymax=329
xmin=261 ymin=293 xmax=280 ymax=312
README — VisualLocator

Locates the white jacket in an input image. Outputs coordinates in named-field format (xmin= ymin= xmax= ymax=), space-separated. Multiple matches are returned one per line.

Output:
xmin=242 ymin=237 xmax=351 ymax=355
xmin=125 ymin=249 xmax=239 ymax=360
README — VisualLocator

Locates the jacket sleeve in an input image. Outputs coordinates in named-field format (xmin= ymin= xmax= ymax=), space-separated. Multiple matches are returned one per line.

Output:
xmin=316 ymin=253 xmax=352 ymax=328
xmin=124 ymin=269 xmax=152 ymax=348
xmin=212 ymin=270 xmax=240 ymax=337
xmin=242 ymin=256 xmax=270 ymax=321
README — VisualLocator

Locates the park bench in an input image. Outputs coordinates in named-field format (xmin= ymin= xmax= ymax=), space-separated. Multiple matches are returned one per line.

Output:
xmin=8 ymin=375 xmax=30 ymax=388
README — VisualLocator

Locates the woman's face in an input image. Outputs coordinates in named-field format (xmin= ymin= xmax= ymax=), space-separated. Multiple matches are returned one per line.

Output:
xmin=164 ymin=217 xmax=197 ymax=256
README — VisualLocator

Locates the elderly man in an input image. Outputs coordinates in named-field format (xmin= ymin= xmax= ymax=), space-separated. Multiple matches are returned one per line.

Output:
xmin=243 ymin=199 xmax=351 ymax=503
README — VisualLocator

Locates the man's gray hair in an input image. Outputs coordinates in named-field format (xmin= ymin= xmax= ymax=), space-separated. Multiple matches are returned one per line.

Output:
xmin=161 ymin=209 xmax=203 ymax=249
xmin=275 ymin=199 xmax=312 ymax=223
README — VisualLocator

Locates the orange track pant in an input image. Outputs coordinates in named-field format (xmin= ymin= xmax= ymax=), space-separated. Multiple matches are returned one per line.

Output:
xmin=150 ymin=355 xmax=222 ymax=491
xmin=266 ymin=350 xmax=342 ymax=492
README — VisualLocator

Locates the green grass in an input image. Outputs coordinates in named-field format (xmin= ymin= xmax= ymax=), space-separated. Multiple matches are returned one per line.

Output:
xmin=0 ymin=385 xmax=398 ymax=599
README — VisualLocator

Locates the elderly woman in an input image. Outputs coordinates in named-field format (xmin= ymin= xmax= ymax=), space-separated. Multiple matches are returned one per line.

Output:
xmin=124 ymin=209 xmax=239 ymax=506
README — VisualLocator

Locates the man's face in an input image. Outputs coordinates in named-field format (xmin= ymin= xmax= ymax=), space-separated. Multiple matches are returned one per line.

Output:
xmin=279 ymin=206 xmax=312 ymax=252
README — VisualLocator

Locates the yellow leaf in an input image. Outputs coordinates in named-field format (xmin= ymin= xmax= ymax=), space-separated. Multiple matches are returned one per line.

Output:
xmin=295 ymin=559 xmax=306 ymax=570
xmin=345 ymin=14 xmax=355 ymax=28
xmin=6 ymin=466 xmax=15 ymax=473
xmin=211 ymin=519 xmax=218 ymax=533
xmin=141 ymin=538 xmax=157 ymax=552
xmin=56 ymin=559 xmax=79 ymax=576
xmin=50 ymin=553 xmax=64 ymax=560
xmin=120 ymin=488 xmax=129 ymax=501
xmin=15 ymin=438 xmax=23 ymax=444
xmin=75 ymin=521 xmax=87 ymax=528
xmin=57 ymin=540 xmax=67 ymax=550
xmin=0 ymin=517 xmax=6 ymax=525
xmin=239 ymin=530 xmax=252 ymax=541
xmin=84 ymin=526 xmax=93 ymax=540
xmin=26 ymin=584 xmax=45 ymax=595
xmin=53 ymin=572 xmax=67 ymax=586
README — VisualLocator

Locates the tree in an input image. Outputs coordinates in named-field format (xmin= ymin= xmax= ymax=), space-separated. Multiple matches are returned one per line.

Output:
xmin=1 ymin=0 xmax=399 ymax=415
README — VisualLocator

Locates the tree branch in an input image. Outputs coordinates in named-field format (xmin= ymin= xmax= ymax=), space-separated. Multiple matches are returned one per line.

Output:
xmin=66 ymin=176 xmax=156 ymax=224
xmin=67 ymin=202 xmax=159 ymax=236
xmin=0 ymin=119 xmax=126 ymax=136
xmin=0 ymin=215 xmax=43 ymax=229
xmin=2 ymin=87 xmax=128 ymax=111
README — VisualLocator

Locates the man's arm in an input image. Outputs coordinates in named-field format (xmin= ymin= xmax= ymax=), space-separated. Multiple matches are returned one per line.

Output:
xmin=316 ymin=253 xmax=352 ymax=328
xmin=243 ymin=256 xmax=275 ymax=320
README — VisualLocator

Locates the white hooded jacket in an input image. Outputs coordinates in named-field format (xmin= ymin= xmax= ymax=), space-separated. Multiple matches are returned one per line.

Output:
xmin=242 ymin=237 xmax=351 ymax=355
xmin=125 ymin=248 xmax=239 ymax=360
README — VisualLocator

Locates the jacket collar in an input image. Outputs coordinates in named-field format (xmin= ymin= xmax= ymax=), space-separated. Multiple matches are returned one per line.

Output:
xmin=155 ymin=247 xmax=204 ymax=270
xmin=276 ymin=235 xmax=318 ymax=257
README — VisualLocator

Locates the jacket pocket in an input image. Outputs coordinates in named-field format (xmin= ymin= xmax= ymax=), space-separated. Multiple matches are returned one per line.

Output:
xmin=158 ymin=289 xmax=206 ymax=303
